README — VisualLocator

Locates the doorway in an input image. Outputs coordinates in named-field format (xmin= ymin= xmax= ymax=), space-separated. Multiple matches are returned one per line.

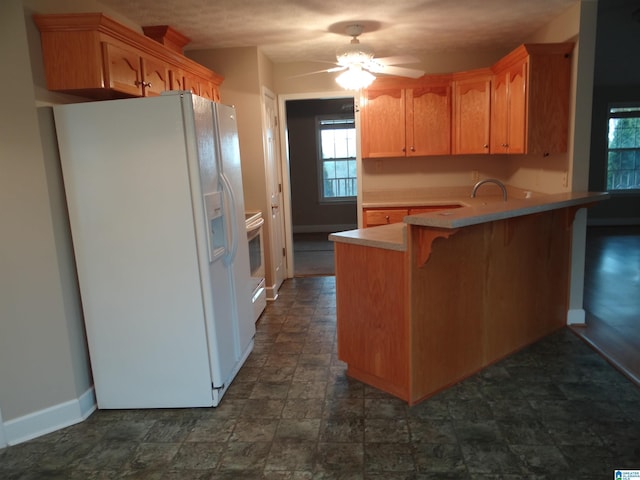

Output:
xmin=278 ymin=93 xmax=358 ymax=277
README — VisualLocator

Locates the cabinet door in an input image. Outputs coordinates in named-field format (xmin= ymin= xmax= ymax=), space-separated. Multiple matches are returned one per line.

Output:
xmin=169 ymin=69 xmax=186 ymax=91
xmin=409 ymin=205 xmax=461 ymax=215
xmin=198 ymin=80 xmax=216 ymax=101
xmin=505 ymin=60 xmax=527 ymax=154
xmin=491 ymin=61 xmax=528 ymax=154
xmin=183 ymin=75 xmax=200 ymax=96
xmin=102 ymin=42 xmax=143 ymax=96
xmin=141 ymin=56 xmax=169 ymax=97
xmin=361 ymin=88 xmax=406 ymax=158
xmin=490 ymin=72 xmax=509 ymax=153
xmin=408 ymin=85 xmax=451 ymax=156
xmin=363 ymin=208 xmax=409 ymax=227
xmin=453 ymin=77 xmax=491 ymax=155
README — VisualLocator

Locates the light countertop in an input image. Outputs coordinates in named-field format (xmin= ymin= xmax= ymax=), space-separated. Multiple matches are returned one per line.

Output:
xmin=330 ymin=189 xmax=609 ymax=251
xmin=329 ymin=222 xmax=406 ymax=251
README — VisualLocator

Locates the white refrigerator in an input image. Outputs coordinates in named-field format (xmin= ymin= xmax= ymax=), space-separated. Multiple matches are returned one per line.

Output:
xmin=53 ymin=92 xmax=256 ymax=408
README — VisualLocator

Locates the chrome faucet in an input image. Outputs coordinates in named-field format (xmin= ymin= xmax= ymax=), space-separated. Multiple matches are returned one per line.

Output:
xmin=471 ymin=178 xmax=508 ymax=202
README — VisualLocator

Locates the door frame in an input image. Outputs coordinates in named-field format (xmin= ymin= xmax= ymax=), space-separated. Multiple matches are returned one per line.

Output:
xmin=0 ymin=407 xmax=7 ymax=448
xmin=277 ymin=91 xmax=359 ymax=278
xmin=261 ymin=86 xmax=286 ymax=295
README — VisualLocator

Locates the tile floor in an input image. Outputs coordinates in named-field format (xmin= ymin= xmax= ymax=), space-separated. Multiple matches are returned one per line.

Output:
xmin=293 ymin=233 xmax=335 ymax=277
xmin=1 ymin=276 xmax=639 ymax=479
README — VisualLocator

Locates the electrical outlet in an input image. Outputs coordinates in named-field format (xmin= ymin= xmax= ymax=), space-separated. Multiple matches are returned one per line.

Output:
xmin=562 ymin=172 xmax=568 ymax=187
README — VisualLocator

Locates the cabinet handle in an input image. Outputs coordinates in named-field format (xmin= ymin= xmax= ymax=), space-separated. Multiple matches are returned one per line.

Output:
xmin=402 ymin=147 xmax=406 ymax=152
xmin=410 ymin=146 xmax=415 ymax=152
xmin=502 ymin=143 xmax=508 ymax=147
xmin=483 ymin=144 xmax=489 ymax=149
xmin=134 ymin=81 xmax=152 ymax=88
xmin=385 ymin=215 xmax=390 ymax=223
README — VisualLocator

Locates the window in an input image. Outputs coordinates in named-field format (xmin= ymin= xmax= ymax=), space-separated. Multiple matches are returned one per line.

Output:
xmin=606 ymin=105 xmax=640 ymax=191
xmin=317 ymin=116 xmax=356 ymax=202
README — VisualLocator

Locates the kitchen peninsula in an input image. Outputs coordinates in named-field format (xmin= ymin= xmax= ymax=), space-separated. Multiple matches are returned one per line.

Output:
xmin=330 ymin=188 xmax=608 ymax=405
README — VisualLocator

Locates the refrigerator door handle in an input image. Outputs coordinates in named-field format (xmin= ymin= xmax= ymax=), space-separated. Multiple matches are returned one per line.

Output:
xmin=220 ymin=172 xmax=239 ymax=266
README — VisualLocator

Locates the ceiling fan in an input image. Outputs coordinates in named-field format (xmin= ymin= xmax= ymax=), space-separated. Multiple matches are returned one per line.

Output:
xmin=321 ymin=24 xmax=425 ymax=89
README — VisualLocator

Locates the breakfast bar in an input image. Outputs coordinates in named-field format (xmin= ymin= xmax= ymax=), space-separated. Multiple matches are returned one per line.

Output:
xmin=330 ymin=189 xmax=608 ymax=405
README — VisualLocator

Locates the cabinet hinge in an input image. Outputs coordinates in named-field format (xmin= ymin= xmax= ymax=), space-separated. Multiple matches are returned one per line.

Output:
xmin=282 ymin=247 xmax=286 ymax=257
xmin=278 ymin=183 xmax=282 ymax=193
xmin=212 ymin=383 xmax=225 ymax=391
xmin=274 ymin=115 xmax=278 ymax=127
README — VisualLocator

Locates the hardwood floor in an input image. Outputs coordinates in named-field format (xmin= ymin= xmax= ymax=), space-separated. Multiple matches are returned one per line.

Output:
xmin=571 ymin=226 xmax=640 ymax=385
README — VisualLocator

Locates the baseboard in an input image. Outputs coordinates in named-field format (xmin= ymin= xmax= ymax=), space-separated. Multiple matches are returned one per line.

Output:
xmin=293 ymin=224 xmax=357 ymax=234
xmin=588 ymin=217 xmax=640 ymax=226
xmin=266 ymin=284 xmax=279 ymax=301
xmin=3 ymin=387 xmax=96 ymax=446
xmin=566 ymin=308 xmax=586 ymax=325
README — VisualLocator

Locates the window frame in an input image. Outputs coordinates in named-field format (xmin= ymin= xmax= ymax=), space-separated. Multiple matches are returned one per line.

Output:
xmin=315 ymin=114 xmax=357 ymax=204
xmin=605 ymin=102 xmax=640 ymax=193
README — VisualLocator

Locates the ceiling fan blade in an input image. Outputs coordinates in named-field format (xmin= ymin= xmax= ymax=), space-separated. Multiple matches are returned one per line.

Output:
xmin=376 ymin=65 xmax=425 ymax=79
xmin=288 ymin=66 xmax=346 ymax=78
xmin=375 ymin=55 xmax=421 ymax=66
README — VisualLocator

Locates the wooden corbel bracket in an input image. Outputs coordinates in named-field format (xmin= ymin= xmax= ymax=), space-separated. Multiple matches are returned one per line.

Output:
xmin=415 ymin=227 xmax=459 ymax=265
xmin=565 ymin=203 xmax=595 ymax=230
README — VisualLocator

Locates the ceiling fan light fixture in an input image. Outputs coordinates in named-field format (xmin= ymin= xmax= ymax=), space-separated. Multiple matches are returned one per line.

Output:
xmin=335 ymin=64 xmax=375 ymax=90
xmin=335 ymin=38 xmax=374 ymax=66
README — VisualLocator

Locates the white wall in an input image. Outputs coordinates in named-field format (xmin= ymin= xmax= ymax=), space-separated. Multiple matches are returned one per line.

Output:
xmin=0 ymin=0 xmax=97 ymax=444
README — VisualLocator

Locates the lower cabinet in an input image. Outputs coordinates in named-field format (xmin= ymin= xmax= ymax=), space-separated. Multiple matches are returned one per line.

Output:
xmin=363 ymin=208 xmax=409 ymax=227
xmin=363 ymin=205 xmax=462 ymax=228
xmin=335 ymin=209 xmax=574 ymax=404
xmin=335 ymin=243 xmax=410 ymax=400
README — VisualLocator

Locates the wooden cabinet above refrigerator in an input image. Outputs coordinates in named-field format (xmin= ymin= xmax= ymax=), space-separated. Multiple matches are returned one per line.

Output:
xmin=33 ymin=13 xmax=223 ymax=102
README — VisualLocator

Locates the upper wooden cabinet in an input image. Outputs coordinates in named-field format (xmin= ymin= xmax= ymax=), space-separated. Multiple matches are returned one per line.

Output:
xmin=361 ymin=85 xmax=406 ymax=158
xmin=490 ymin=59 xmax=526 ymax=154
xmin=490 ymin=43 xmax=574 ymax=155
xmin=102 ymin=42 xmax=169 ymax=97
xmin=33 ymin=13 xmax=223 ymax=101
xmin=361 ymin=42 xmax=574 ymax=159
xmin=407 ymin=83 xmax=451 ymax=156
xmin=452 ymin=70 xmax=492 ymax=155
xmin=361 ymin=76 xmax=452 ymax=158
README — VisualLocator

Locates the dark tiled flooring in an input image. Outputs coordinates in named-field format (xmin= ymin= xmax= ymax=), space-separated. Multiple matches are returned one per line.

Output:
xmin=2 ymin=276 xmax=640 ymax=479
xmin=293 ymin=233 xmax=335 ymax=277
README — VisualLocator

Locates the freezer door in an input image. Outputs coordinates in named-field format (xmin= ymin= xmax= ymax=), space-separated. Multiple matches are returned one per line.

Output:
xmin=213 ymin=103 xmax=256 ymax=356
xmin=184 ymin=95 xmax=239 ymax=394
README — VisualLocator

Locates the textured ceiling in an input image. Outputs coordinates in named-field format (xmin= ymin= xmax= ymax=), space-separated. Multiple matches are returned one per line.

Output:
xmin=98 ymin=0 xmax=579 ymax=64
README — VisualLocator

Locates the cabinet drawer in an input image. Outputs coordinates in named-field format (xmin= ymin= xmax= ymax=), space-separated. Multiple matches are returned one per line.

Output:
xmin=409 ymin=205 xmax=462 ymax=215
xmin=364 ymin=208 xmax=409 ymax=227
